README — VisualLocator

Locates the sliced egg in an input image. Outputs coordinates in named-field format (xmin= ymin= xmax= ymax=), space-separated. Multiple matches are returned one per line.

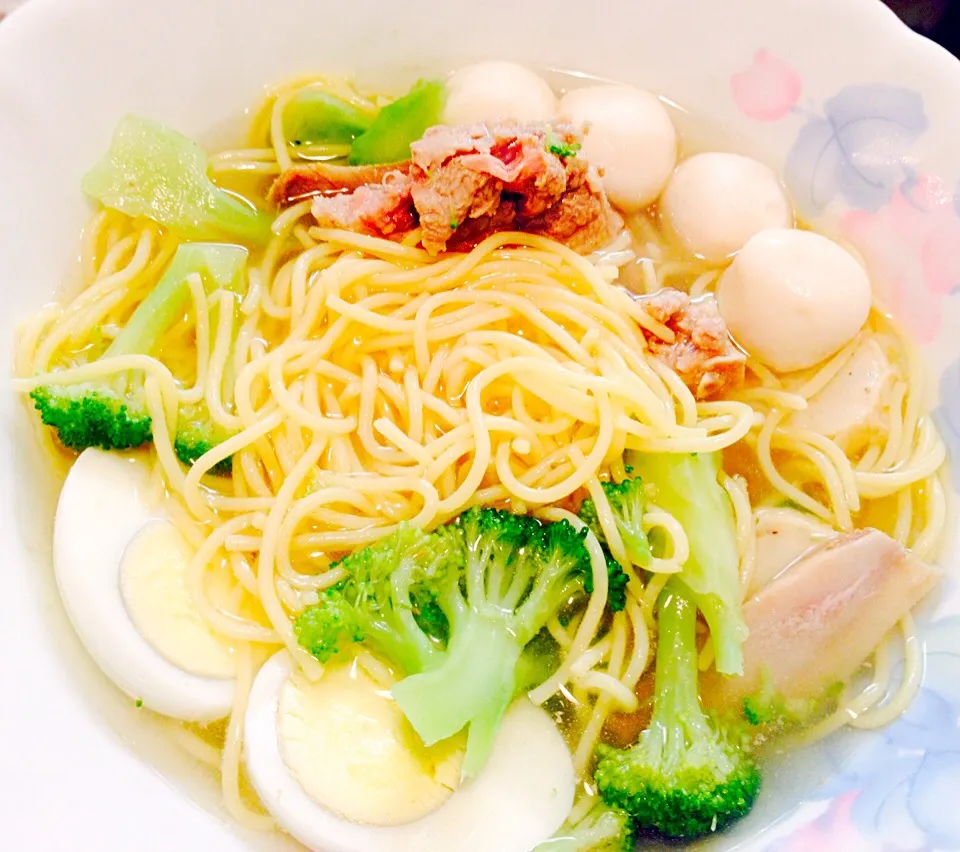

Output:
xmin=716 ymin=228 xmax=872 ymax=373
xmin=559 ymin=84 xmax=677 ymax=211
xmin=659 ymin=152 xmax=793 ymax=261
xmin=54 ymin=448 xmax=237 ymax=721
xmin=280 ymin=661 xmax=462 ymax=826
xmin=245 ymin=651 xmax=575 ymax=852
xmin=444 ymin=61 xmax=557 ymax=125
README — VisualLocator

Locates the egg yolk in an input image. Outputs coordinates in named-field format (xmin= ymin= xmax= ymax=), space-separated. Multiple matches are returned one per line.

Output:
xmin=278 ymin=663 xmax=464 ymax=826
xmin=120 ymin=520 xmax=237 ymax=679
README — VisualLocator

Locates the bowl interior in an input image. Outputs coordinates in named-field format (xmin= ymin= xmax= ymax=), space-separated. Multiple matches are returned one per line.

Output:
xmin=2 ymin=0 xmax=959 ymax=849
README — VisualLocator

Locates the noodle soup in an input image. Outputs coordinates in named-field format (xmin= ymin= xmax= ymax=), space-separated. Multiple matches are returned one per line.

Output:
xmin=13 ymin=63 xmax=947 ymax=851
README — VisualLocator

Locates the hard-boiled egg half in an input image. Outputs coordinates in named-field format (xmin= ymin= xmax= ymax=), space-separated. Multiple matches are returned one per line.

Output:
xmin=54 ymin=447 xmax=237 ymax=721
xmin=244 ymin=651 xmax=576 ymax=852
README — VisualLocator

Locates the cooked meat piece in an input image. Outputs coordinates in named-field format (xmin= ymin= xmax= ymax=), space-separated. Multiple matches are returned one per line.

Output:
xmin=410 ymin=158 xmax=505 ymax=253
xmin=268 ymin=161 xmax=412 ymax=206
xmin=445 ymin=200 xmax=519 ymax=251
xmin=639 ymin=289 xmax=746 ymax=399
xmin=522 ymin=158 xmax=623 ymax=253
xmin=703 ymin=529 xmax=940 ymax=712
xmin=306 ymin=120 xmax=622 ymax=255
xmin=311 ymin=171 xmax=416 ymax=237
xmin=749 ymin=507 xmax=836 ymax=597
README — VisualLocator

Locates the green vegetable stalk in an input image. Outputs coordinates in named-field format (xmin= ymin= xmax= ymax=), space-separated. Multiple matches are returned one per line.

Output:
xmin=595 ymin=580 xmax=761 ymax=839
xmin=625 ymin=451 xmax=747 ymax=675
xmin=283 ymin=89 xmax=374 ymax=147
xmin=30 ymin=243 xmax=247 ymax=461
xmin=83 ymin=115 xmax=273 ymax=245
xmin=348 ymin=79 xmax=446 ymax=165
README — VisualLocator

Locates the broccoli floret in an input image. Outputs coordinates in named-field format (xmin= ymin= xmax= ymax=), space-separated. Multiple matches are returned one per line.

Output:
xmin=534 ymin=800 xmax=635 ymax=852
xmin=742 ymin=695 xmax=772 ymax=728
xmin=391 ymin=508 xmax=593 ymax=779
xmin=295 ymin=588 xmax=365 ymax=660
xmin=30 ymin=382 xmax=153 ymax=452
xmin=30 ymin=243 xmax=248 ymax=455
xmin=173 ymin=409 xmax=235 ymax=476
xmin=409 ymin=584 xmax=449 ymax=644
xmin=594 ymin=580 xmax=760 ymax=839
xmin=579 ymin=477 xmax=652 ymax=570
xmin=741 ymin=669 xmax=836 ymax=732
xmin=515 ymin=630 xmax=561 ymax=693
xmin=82 ymin=115 xmax=272 ymax=244
xmin=625 ymin=451 xmax=747 ymax=676
xmin=294 ymin=523 xmax=462 ymax=675
xmin=580 ymin=548 xmax=629 ymax=614
xmin=295 ymin=508 xmax=602 ymax=780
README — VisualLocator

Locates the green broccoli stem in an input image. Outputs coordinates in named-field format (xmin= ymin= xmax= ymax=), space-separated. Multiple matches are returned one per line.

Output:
xmin=82 ymin=116 xmax=272 ymax=245
xmin=283 ymin=89 xmax=373 ymax=146
xmin=363 ymin=615 xmax=444 ymax=677
xmin=348 ymin=79 xmax=446 ymax=165
xmin=595 ymin=576 xmax=759 ymax=838
xmin=105 ymin=243 xmax=248 ymax=358
xmin=534 ymin=800 xmax=635 ymax=852
xmin=104 ymin=263 xmax=189 ymax=358
xmin=694 ymin=591 xmax=744 ymax=680
xmin=653 ymin=584 xmax=712 ymax=739
xmin=653 ymin=583 xmax=734 ymax=778
xmin=391 ymin=612 xmax=521 ymax=774
xmin=625 ymin=451 xmax=746 ymax=676
xmin=342 ymin=553 xmax=446 ymax=677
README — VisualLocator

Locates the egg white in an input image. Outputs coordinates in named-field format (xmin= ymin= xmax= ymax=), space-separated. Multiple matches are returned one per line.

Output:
xmin=245 ymin=652 xmax=575 ymax=852
xmin=54 ymin=448 xmax=235 ymax=721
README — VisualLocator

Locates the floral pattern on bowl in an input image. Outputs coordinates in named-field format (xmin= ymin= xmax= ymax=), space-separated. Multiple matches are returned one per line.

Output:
xmin=760 ymin=617 xmax=960 ymax=852
xmin=2 ymin=2 xmax=960 ymax=849
xmin=729 ymin=50 xmax=960 ymax=852
xmin=733 ymin=49 xmax=960 ymax=342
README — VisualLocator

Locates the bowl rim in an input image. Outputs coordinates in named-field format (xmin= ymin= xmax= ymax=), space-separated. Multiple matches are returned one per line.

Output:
xmin=2 ymin=2 xmax=959 ymax=851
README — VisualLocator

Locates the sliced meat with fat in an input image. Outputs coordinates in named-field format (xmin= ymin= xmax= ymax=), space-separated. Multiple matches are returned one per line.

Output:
xmin=522 ymin=158 xmax=624 ymax=253
xmin=311 ymin=171 xmax=417 ymax=237
xmin=268 ymin=161 xmax=412 ymax=206
xmin=410 ymin=158 xmax=505 ymax=253
xmin=703 ymin=528 xmax=940 ymax=712
xmin=749 ymin=507 xmax=836 ymax=597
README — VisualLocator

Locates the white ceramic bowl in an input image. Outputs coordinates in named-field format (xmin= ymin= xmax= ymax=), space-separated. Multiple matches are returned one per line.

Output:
xmin=2 ymin=0 xmax=960 ymax=849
